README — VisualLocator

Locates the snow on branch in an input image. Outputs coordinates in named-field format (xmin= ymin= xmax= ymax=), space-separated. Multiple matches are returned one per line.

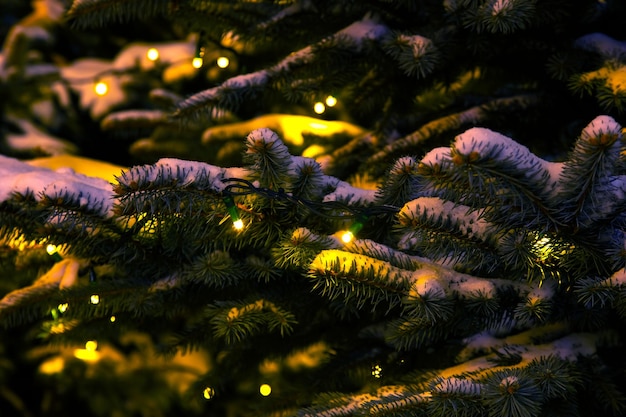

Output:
xmin=0 ymin=155 xmax=114 ymax=217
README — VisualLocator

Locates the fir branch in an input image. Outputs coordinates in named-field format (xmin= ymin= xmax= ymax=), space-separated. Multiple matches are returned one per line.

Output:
xmin=308 ymin=250 xmax=414 ymax=311
xmin=555 ymin=115 xmax=624 ymax=227
xmin=65 ymin=0 xmax=172 ymax=28
xmin=367 ymin=94 xmax=541 ymax=168
xmin=208 ymin=299 xmax=297 ymax=343
xmin=173 ymin=15 xmax=391 ymax=120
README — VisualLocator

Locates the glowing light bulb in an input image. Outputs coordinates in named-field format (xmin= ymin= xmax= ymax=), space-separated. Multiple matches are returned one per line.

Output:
xmin=46 ymin=244 xmax=63 ymax=261
xmin=223 ymin=196 xmax=244 ymax=231
xmin=85 ymin=340 xmax=98 ymax=351
xmin=57 ymin=303 xmax=69 ymax=313
xmin=203 ymin=387 xmax=215 ymax=400
xmin=146 ymin=47 xmax=159 ymax=61
xmin=259 ymin=383 xmax=272 ymax=396
xmin=372 ymin=364 xmax=383 ymax=378
xmin=94 ymin=81 xmax=108 ymax=96
xmin=340 ymin=214 xmax=368 ymax=244
xmin=192 ymin=57 xmax=203 ymax=68
xmin=216 ymin=56 xmax=230 ymax=68
xmin=313 ymin=102 xmax=326 ymax=114
xmin=90 ymin=294 xmax=100 ymax=305
xmin=341 ymin=231 xmax=354 ymax=243
xmin=233 ymin=219 xmax=244 ymax=230
xmin=325 ymin=95 xmax=337 ymax=107
xmin=110 ymin=315 xmax=116 ymax=322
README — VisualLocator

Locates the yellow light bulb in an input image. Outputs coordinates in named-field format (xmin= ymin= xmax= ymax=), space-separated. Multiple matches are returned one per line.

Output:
xmin=192 ymin=57 xmax=203 ymax=69
xmin=259 ymin=383 xmax=272 ymax=396
xmin=233 ymin=219 xmax=244 ymax=230
xmin=325 ymin=95 xmax=337 ymax=107
xmin=46 ymin=244 xmax=57 ymax=255
xmin=147 ymin=47 xmax=159 ymax=61
xmin=94 ymin=81 xmax=108 ymax=96
xmin=110 ymin=315 xmax=116 ymax=322
xmin=85 ymin=340 xmax=98 ymax=351
xmin=203 ymin=387 xmax=215 ymax=400
xmin=216 ymin=56 xmax=230 ymax=68
xmin=57 ymin=303 xmax=68 ymax=313
xmin=341 ymin=231 xmax=354 ymax=243
xmin=313 ymin=102 xmax=326 ymax=114
xmin=90 ymin=294 xmax=100 ymax=305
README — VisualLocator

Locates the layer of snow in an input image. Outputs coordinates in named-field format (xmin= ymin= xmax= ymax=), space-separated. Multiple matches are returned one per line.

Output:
xmin=0 ymin=154 xmax=114 ymax=216
xmin=575 ymin=33 xmax=626 ymax=57
xmin=401 ymin=197 xmax=490 ymax=240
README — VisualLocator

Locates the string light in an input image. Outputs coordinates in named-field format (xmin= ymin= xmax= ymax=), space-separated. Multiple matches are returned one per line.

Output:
xmin=216 ymin=56 xmax=230 ymax=68
xmin=223 ymin=196 xmax=244 ymax=230
xmin=51 ymin=302 xmax=68 ymax=320
xmin=341 ymin=214 xmax=369 ymax=243
xmin=146 ymin=47 xmax=159 ymax=61
xmin=46 ymin=244 xmax=63 ymax=262
xmin=325 ymin=95 xmax=337 ymax=107
xmin=192 ymin=45 xmax=205 ymax=69
xmin=259 ymin=383 xmax=272 ymax=396
xmin=203 ymin=387 xmax=216 ymax=400
xmin=313 ymin=102 xmax=326 ymax=114
xmin=90 ymin=294 xmax=100 ymax=305
xmin=94 ymin=81 xmax=108 ymax=96
xmin=221 ymin=178 xmax=399 ymax=239
xmin=110 ymin=315 xmax=116 ymax=322
xmin=372 ymin=364 xmax=383 ymax=378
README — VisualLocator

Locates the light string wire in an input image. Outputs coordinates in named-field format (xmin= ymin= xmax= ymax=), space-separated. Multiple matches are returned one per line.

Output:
xmin=221 ymin=177 xmax=401 ymax=222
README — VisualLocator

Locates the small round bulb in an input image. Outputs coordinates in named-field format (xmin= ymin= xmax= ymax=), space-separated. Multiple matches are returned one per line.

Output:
xmin=147 ymin=48 xmax=159 ymax=61
xmin=216 ymin=56 xmax=230 ymax=68
xmin=192 ymin=57 xmax=203 ymax=69
xmin=259 ymin=383 xmax=272 ymax=396
xmin=313 ymin=102 xmax=325 ymax=114
xmin=325 ymin=95 xmax=337 ymax=107
xmin=94 ymin=81 xmax=108 ymax=96
xmin=341 ymin=231 xmax=354 ymax=243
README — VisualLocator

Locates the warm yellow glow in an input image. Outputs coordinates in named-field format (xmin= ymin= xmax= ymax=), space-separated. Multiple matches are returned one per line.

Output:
xmin=203 ymin=387 xmax=215 ymax=400
xmin=94 ymin=81 xmax=108 ymax=96
xmin=313 ymin=102 xmax=326 ymax=114
xmin=372 ymin=364 xmax=383 ymax=378
xmin=216 ymin=56 xmax=230 ymax=68
xmin=46 ymin=244 xmax=57 ymax=255
xmin=341 ymin=231 xmax=354 ymax=243
xmin=74 ymin=348 xmax=100 ymax=362
xmin=259 ymin=383 xmax=272 ymax=396
xmin=192 ymin=57 xmax=203 ymax=69
xmin=39 ymin=357 xmax=65 ymax=374
xmin=233 ymin=219 xmax=244 ymax=230
xmin=57 ymin=303 xmax=68 ymax=313
xmin=309 ymin=122 xmax=328 ymax=130
xmin=27 ymin=154 xmax=125 ymax=184
xmin=85 ymin=340 xmax=98 ymax=351
xmin=110 ymin=315 xmax=116 ymax=322
xmin=146 ymin=47 xmax=159 ymax=61
xmin=325 ymin=95 xmax=337 ymax=107
xmin=90 ymin=294 xmax=100 ymax=305
xmin=5 ymin=234 xmax=37 ymax=251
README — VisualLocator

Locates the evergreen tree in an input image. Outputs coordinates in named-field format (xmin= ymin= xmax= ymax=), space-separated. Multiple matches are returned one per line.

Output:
xmin=1 ymin=1 xmax=626 ymax=416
